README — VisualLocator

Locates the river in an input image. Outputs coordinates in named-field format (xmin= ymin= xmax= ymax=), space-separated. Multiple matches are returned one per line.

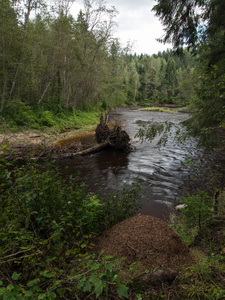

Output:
xmin=56 ymin=107 xmax=204 ymax=220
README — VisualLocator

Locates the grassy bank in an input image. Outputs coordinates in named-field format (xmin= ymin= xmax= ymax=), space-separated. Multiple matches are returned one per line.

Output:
xmin=0 ymin=104 xmax=100 ymax=133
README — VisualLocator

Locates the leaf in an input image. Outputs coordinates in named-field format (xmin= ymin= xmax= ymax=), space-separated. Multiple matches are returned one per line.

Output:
xmin=106 ymin=263 xmax=113 ymax=272
xmin=12 ymin=272 xmax=21 ymax=281
xmin=94 ymin=280 xmax=103 ymax=298
xmin=89 ymin=262 xmax=99 ymax=270
xmin=38 ymin=293 xmax=47 ymax=299
xmin=48 ymin=292 xmax=56 ymax=299
xmin=40 ymin=271 xmax=54 ymax=278
xmin=117 ymin=285 xmax=129 ymax=298
xmin=3 ymin=295 xmax=16 ymax=300
xmin=27 ymin=278 xmax=40 ymax=287
xmin=25 ymin=290 xmax=33 ymax=297
xmin=83 ymin=281 xmax=92 ymax=292
xmin=77 ymin=280 xmax=85 ymax=289
xmin=6 ymin=284 xmax=14 ymax=291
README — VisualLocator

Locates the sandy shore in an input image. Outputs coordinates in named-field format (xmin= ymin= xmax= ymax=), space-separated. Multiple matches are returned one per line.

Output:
xmin=0 ymin=125 xmax=97 ymax=159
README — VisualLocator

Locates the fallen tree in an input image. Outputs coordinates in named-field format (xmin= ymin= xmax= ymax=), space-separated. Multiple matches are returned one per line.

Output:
xmin=72 ymin=117 xmax=131 ymax=156
xmin=1 ymin=117 xmax=131 ymax=160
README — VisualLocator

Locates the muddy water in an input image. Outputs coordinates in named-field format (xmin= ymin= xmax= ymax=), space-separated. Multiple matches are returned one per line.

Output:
xmin=56 ymin=107 xmax=202 ymax=220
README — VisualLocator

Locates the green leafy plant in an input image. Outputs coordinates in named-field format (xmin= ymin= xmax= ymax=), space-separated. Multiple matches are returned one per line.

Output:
xmin=179 ymin=190 xmax=214 ymax=230
xmin=73 ymin=252 xmax=129 ymax=299
xmin=0 ymin=159 xmax=141 ymax=299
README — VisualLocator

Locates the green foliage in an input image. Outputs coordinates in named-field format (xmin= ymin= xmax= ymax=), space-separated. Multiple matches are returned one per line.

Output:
xmin=0 ymin=159 xmax=141 ymax=298
xmin=0 ymin=0 xmax=198 ymax=127
xmin=1 ymin=160 xmax=140 ymax=243
xmin=152 ymin=0 xmax=223 ymax=51
xmin=185 ymin=65 xmax=225 ymax=147
xmin=176 ymin=252 xmax=225 ymax=300
xmin=38 ymin=110 xmax=56 ymax=127
xmin=153 ymin=0 xmax=225 ymax=148
xmin=135 ymin=120 xmax=174 ymax=147
xmin=74 ymin=253 xmax=128 ymax=299
xmin=0 ymin=105 xmax=99 ymax=132
xmin=170 ymin=191 xmax=215 ymax=246
xmin=180 ymin=190 xmax=214 ymax=230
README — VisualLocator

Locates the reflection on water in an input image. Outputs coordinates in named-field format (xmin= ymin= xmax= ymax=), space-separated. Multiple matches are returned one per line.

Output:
xmin=54 ymin=131 xmax=96 ymax=148
xmin=56 ymin=107 xmax=202 ymax=220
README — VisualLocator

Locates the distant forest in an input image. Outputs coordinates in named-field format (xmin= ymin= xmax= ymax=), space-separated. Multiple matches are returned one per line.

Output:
xmin=0 ymin=0 xmax=197 ymax=115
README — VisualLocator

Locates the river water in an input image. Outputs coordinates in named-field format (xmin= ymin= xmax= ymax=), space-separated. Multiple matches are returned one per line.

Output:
xmin=56 ymin=107 xmax=203 ymax=220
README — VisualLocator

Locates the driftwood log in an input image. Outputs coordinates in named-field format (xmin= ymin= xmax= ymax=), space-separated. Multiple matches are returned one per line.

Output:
xmin=2 ymin=118 xmax=131 ymax=160
xmin=73 ymin=141 xmax=109 ymax=156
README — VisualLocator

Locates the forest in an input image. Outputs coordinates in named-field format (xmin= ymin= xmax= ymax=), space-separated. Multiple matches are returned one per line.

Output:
xmin=1 ymin=0 xmax=225 ymax=299
xmin=0 ymin=0 xmax=197 ymax=130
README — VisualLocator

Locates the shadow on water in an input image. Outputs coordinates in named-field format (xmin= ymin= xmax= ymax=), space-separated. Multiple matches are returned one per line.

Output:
xmin=56 ymin=107 xmax=203 ymax=221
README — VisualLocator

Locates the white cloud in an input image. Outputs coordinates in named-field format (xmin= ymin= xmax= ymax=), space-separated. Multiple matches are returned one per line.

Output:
xmin=70 ymin=0 xmax=171 ymax=55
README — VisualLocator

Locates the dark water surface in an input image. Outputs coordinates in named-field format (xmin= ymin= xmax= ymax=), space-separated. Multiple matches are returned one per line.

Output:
xmin=56 ymin=108 xmax=203 ymax=220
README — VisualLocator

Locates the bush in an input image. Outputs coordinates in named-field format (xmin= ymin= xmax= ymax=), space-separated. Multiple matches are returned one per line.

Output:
xmin=38 ymin=110 xmax=55 ymax=127
xmin=180 ymin=190 xmax=214 ymax=230
xmin=0 ymin=103 xmax=100 ymax=132
xmin=3 ymin=102 xmax=38 ymax=129
xmin=0 ymin=159 xmax=141 ymax=299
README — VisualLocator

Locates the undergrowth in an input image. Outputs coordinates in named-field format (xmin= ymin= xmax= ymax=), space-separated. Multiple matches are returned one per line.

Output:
xmin=1 ymin=142 xmax=225 ymax=298
xmin=0 ymin=158 xmax=142 ymax=299
xmin=0 ymin=102 xmax=100 ymax=132
xmin=165 ymin=191 xmax=225 ymax=300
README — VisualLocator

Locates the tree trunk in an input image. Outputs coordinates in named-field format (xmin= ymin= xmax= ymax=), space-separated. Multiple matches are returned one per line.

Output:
xmin=7 ymin=0 xmax=33 ymax=106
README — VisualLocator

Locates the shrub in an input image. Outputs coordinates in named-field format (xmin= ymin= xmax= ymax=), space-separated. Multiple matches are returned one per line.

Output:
xmin=179 ymin=190 xmax=214 ymax=230
xmin=0 ymin=159 xmax=141 ymax=298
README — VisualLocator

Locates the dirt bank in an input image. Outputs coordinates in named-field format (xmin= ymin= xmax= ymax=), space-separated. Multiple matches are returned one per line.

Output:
xmin=0 ymin=125 xmax=97 ymax=160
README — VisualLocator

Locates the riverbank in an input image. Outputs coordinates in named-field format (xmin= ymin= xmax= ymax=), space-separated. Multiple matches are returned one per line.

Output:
xmin=0 ymin=124 xmax=99 ymax=159
xmin=1 ymin=155 xmax=225 ymax=299
xmin=1 ymin=110 xmax=225 ymax=298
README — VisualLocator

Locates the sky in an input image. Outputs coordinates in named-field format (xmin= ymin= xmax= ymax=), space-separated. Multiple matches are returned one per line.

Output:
xmin=70 ymin=0 xmax=172 ymax=55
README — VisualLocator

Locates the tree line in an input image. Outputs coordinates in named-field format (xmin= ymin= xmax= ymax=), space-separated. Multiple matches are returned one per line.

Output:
xmin=0 ymin=0 xmax=197 ymax=120
xmin=153 ymin=0 xmax=225 ymax=147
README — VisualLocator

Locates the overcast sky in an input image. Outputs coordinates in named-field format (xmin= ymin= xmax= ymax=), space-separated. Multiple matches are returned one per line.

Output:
xmin=71 ymin=0 xmax=171 ymax=55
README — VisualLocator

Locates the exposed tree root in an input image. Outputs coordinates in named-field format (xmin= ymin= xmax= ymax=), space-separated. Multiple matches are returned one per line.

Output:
xmin=1 ymin=117 xmax=131 ymax=160
xmin=95 ymin=116 xmax=131 ymax=152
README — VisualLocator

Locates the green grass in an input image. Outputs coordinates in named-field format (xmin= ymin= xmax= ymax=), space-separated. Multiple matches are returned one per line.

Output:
xmin=138 ymin=107 xmax=178 ymax=113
